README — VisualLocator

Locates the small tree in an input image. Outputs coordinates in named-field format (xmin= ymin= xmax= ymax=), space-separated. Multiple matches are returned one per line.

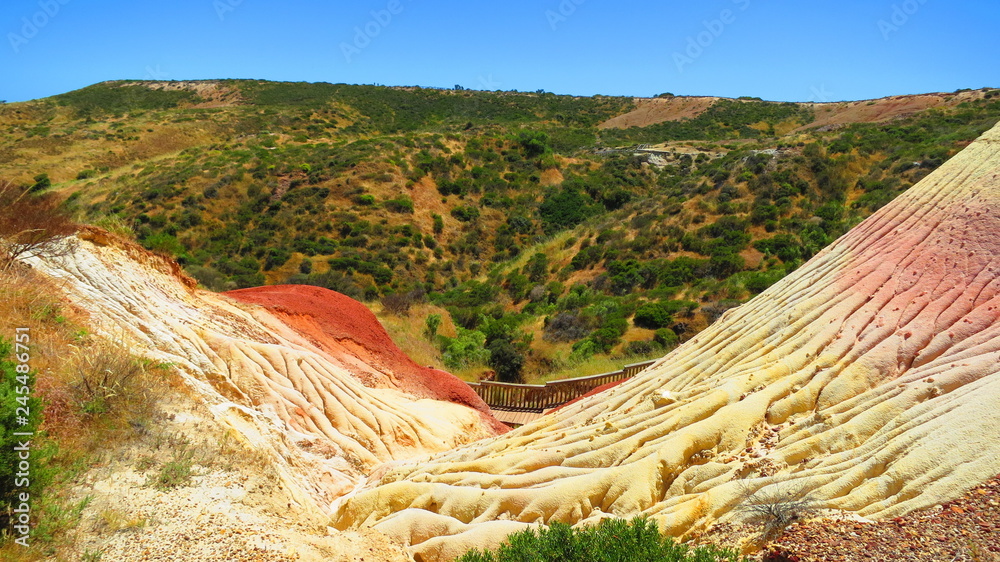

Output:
xmin=487 ymin=339 xmax=525 ymax=383
xmin=424 ymin=314 xmax=442 ymax=339
xmin=0 ymin=180 xmax=77 ymax=271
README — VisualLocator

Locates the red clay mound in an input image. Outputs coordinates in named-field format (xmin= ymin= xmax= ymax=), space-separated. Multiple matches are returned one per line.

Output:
xmin=225 ymin=285 xmax=506 ymax=432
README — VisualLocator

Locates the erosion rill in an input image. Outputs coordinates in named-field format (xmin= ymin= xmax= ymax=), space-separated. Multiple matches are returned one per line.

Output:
xmin=329 ymin=123 xmax=1000 ymax=559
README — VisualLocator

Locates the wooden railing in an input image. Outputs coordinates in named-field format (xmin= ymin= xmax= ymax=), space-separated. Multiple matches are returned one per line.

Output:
xmin=468 ymin=360 xmax=655 ymax=413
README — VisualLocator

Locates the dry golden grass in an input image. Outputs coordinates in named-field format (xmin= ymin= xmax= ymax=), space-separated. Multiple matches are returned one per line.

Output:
xmin=0 ymin=265 xmax=177 ymax=557
xmin=372 ymin=302 xmax=498 ymax=382
xmin=372 ymin=302 xmax=452 ymax=369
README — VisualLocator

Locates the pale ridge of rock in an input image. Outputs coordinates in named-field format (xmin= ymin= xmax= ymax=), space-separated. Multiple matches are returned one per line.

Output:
xmin=27 ymin=231 xmax=503 ymax=517
xmin=330 ymin=122 xmax=1000 ymax=560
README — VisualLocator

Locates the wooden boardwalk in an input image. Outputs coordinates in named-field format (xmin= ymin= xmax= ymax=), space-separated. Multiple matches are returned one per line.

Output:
xmin=469 ymin=360 xmax=656 ymax=426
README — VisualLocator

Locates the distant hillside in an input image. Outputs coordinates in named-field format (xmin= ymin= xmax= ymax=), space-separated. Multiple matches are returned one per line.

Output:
xmin=2 ymin=80 xmax=998 ymax=382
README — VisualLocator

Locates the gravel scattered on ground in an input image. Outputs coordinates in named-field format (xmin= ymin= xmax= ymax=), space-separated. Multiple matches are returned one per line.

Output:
xmin=764 ymin=474 xmax=1000 ymax=562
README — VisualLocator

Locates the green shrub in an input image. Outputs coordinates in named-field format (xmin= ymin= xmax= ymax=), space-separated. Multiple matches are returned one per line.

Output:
xmin=142 ymin=233 xmax=185 ymax=256
xmin=1 ymin=338 xmax=45 ymax=532
xmin=441 ymin=328 xmax=490 ymax=370
xmin=539 ymin=187 xmax=594 ymax=233
xmin=455 ymin=516 xmax=745 ymax=562
xmin=424 ymin=314 xmax=442 ymax=339
xmin=654 ymin=328 xmax=680 ymax=349
xmin=634 ymin=303 xmax=674 ymax=329
xmin=384 ymin=196 xmax=414 ymax=213
xmin=487 ymin=339 xmax=525 ymax=383
xmin=148 ymin=447 xmax=194 ymax=491
xmin=29 ymin=173 xmax=51 ymax=193
xmin=451 ymin=206 xmax=480 ymax=222
xmin=263 ymin=247 xmax=292 ymax=270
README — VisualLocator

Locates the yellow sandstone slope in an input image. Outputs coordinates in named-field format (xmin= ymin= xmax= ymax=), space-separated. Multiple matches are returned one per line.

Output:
xmin=331 ymin=123 xmax=1000 ymax=560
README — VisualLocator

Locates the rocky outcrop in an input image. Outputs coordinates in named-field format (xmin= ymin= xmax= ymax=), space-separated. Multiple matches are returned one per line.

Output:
xmin=26 ymin=230 xmax=506 ymax=516
xmin=331 ymin=123 xmax=1000 ymax=560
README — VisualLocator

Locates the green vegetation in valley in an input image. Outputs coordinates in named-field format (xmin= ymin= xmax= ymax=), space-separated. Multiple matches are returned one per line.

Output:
xmin=3 ymin=81 xmax=999 ymax=383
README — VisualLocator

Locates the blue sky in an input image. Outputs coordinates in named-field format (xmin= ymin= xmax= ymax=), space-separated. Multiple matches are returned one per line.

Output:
xmin=2 ymin=0 xmax=998 ymax=103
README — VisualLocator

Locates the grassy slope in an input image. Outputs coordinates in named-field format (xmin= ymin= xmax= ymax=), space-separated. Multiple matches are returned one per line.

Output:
xmin=2 ymin=81 xmax=999 ymax=382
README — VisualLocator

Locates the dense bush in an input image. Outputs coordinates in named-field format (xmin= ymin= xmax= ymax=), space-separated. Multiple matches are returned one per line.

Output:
xmin=451 ymin=206 xmax=481 ymax=222
xmin=654 ymin=328 xmax=680 ymax=349
xmin=633 ymin=301 xmax=695 ymax=329
xmin=539 ymin=188 xmax=594 ymax=233
xmin=455 ymin=516 xmax=745 ymax=562
xmin=634 ymin=302 xmax=674 ymax=329
xmin=441 ymin=328 xmax=490 ymax=370
xmin=52 ymin=80 xmax=1000 ymax=383
xmin=544 ymin=312 xmax=590 ymax=342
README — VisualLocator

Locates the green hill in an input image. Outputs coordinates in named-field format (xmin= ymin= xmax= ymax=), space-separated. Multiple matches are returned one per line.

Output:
xmin=2 ymin=80 xmax=998 ymax=382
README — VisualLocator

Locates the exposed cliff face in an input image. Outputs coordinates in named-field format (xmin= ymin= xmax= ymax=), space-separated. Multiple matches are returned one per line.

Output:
xmin=330 ymin=123 xmax=1000 ymax=560
xmin=26 ymin=229 xmax=506 ymax=516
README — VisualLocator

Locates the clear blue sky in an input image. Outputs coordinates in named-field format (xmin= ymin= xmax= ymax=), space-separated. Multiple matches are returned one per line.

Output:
xmin=2 ymin=0 xmax=998 ymax=103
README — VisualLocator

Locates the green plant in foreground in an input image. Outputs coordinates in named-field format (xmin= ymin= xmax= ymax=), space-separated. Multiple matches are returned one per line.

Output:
xmin=147 ymin=446 xmax=195 ymax=491
xmin=456 ymin=516 xmax=746 ymax=562
xmin=0 ymin=338 xmax=45 ymax=533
